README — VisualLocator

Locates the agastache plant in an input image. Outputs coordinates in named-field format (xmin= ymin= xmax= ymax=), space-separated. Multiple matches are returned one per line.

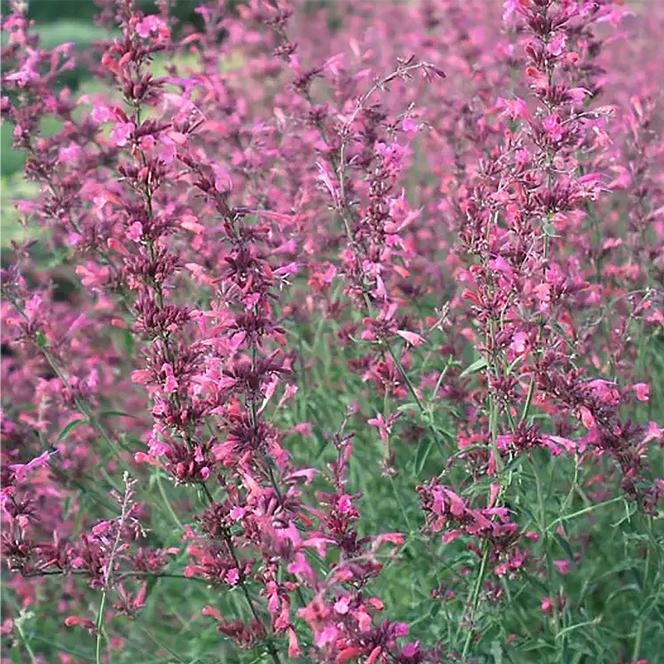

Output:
xmin=1 ymin=1 xmax=663 ymax=663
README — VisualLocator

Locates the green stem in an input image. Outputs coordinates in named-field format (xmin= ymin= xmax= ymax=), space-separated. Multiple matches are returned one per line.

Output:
xmin=461 ymin=543 xmax=490 ymax=659
xmin=519 ymin=372 xmax=536 ymax=424
xmin=459 ymin=357 xmax=499 ymax=658
xmin=545 ymin=496 xmax=623 ymax=533
xmin=95 ymin=592 xmax=107 ymax=664
xmin=14 ymin=619 xmax=37 ymax=664
xmin=156 ymin=473 xmax=184 ymax=530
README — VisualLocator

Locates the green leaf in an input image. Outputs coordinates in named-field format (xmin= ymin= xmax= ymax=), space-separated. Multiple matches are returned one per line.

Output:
xmin=35 ymin=331 xmax=48 ymax=348
xmin=491 ymin=640 xmax=503 ymax=664
xmin=506 ymin=354 xmax=522 ymax=375
xmin=56 ymin=418 xmax=87 ymax=442
xmin=460 ymin=357 xmax=487 ymax=378
xmin=551 ymin=322 xmax=577 ymax=352
xmin=98 ymin=409 xmax=134 ymax=418
xmin=414 ymin=436 xmax=434 ymax=475
xmin=554 ymin=532 xmax=574 ymax=561
xmin=120 ymin=328 xmax=134 ymax=355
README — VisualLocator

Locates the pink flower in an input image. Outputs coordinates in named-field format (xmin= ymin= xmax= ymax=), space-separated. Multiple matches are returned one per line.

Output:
xmin=201 ymin=606 xmax=223 ymax=622
xmin=543 ymin=114 xmax=564 ymax=142
xmin=366 ymin=647 xmax=383 ymax=664
xmin=9 ymin=450 xmax=52 ymax=482
xmin=127 ymin=221 xmax=143 ymax=242
xmin=336 ymin=494 xmax=354 ymax=514
xmin=579 ymin=406 xmax=595 ymax=429
xmin=91 ymin=520 xmax=112 ymax=537
xmin=287 ymin=628 xmax=301 ymax=658
xmin=632 ymin=383 xmax=650 ymax=401
xmin=367 ymin=413 xmax=396 ymax=444
xmin=336 ymin=647 xmax=362 ymax=664
xmin=442 ymin=529 xmax=463 ymax=544
xmin=547 ymin=33 xmax=567 ymax=56
xmin=496 ymin=96 xmax=531 ymax=121
xmin=225 ymin=568 xmax=240 ymax=586
xmin=75 ymin=262 xmax=110 ymax=289
xmin=64 ymin=616 xmax=96 ymax=632
xmin=161 ymin=363 xmax=179 ymax=393
xmin=212 ymin=165 xmax=233 ymax=193
xmin=396 ymin=329 xmax=425 ymax=346
xmin=91 ymin=104 xmax=113 ymax=123
xmin=315 ymin=624 xmax=338 ymax=647
xmin=57 ymin=143 xmax=81 ymax=163
xmin=110 ymin=122 xmax=135 ymax=147
xmin=334 ymin=596 xmax=351 ymax=615
xmin=180 ymin=214 xmax=204 ymax=234
xmin=135 ymin=15 xmax=169 ymax=41
xmin=402 ymin=116 xmax=418 ymax=135
xmin=553 ymin=560 xmax=571 ymax=575
xmin=510 ymin=331 xmax=529 ymax=354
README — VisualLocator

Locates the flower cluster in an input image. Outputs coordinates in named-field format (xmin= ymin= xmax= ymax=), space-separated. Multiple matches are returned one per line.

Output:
xmin=2 ymin=0 xmax=662 ymax=662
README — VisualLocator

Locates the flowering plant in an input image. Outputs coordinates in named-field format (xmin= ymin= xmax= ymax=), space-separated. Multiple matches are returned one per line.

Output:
xmin=2 ymin=1 xmax=662 ymax=662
